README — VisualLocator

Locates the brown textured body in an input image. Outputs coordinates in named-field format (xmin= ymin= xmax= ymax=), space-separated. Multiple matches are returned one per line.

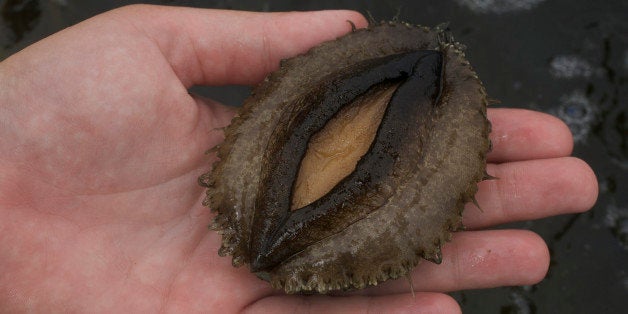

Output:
xmin=199 ymin=22 xmax=491 ymax=293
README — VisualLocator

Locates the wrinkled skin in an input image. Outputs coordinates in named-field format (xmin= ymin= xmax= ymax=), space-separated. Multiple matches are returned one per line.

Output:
xmin=0 ymin=5 xmax=598 ymax=313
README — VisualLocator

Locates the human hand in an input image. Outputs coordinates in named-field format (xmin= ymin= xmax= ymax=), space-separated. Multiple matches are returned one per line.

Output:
xmin=0 ymin=5 xmax=597 ymax=313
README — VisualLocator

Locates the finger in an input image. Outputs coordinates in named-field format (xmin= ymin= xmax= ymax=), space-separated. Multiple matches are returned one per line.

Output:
xmin=355 ymin=229 xmax=548 ymax=295
xmin=246 ymin=292 xmax=460 ymax=314
xmin=487 ymin=108 xmax=573 ymax=163
xmin=114 ymin=5 xmax=367 ymax=86
xmin=463 ymin=157 xmax=598 ymax=229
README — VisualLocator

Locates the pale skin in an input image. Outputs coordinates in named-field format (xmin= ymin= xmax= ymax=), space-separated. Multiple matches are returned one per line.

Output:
xmin=0 ymin=5 xmax=598 ymax=313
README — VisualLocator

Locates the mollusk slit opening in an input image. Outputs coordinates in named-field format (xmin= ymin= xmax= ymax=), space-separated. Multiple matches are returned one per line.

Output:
xmin=249 ymin=50 xmax=444 ymax=272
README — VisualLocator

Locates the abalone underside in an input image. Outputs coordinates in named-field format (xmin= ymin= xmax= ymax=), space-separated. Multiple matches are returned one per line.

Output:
xmin=199 ymin=22 xmax=491 ymax=294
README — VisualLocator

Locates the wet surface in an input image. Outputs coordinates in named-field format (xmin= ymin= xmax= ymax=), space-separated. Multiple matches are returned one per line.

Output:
xmin=2 ymin=0 xmax=626 ymax=312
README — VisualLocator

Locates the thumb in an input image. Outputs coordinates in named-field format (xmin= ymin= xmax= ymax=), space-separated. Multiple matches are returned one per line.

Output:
xmin=112 ymin=5 xmax=368 ymax=87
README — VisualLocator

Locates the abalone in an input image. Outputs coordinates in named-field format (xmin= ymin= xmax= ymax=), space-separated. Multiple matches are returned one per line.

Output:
xmin=199 ymin=22 xmax=491 ymax=294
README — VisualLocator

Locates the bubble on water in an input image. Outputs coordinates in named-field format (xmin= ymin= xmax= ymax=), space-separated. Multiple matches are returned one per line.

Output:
xmin=455 ymin=0 xmax=546 ymax=14
xmin=551 ymin=90 xmax=598 ymax=143
xmin=604 ymin=204 xmax=628 ymax=250
xmin=512 ymin=80 xmax=523 ymax=91
xmin=549 ymin=55 xmax=595 ymax=79
xmin=500 ymin=288 xmax=534 ymax=314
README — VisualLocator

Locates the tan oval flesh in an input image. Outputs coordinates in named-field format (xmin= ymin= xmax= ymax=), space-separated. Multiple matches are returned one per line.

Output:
xmin=291 ymin=84 xmax=399 ymax=210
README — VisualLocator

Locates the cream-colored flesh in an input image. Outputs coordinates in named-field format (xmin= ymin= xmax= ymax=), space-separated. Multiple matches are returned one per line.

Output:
xmin=290 ymin=84 xmax=398 ymax=210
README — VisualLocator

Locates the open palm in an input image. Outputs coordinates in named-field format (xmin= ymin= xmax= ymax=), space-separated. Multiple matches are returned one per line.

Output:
xmin=0 ymin=5 xmax=597 ymax=313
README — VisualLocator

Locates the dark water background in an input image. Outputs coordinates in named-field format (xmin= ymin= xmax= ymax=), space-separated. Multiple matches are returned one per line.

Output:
xmin=1 ymin=0 xmax=626 ymax=312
